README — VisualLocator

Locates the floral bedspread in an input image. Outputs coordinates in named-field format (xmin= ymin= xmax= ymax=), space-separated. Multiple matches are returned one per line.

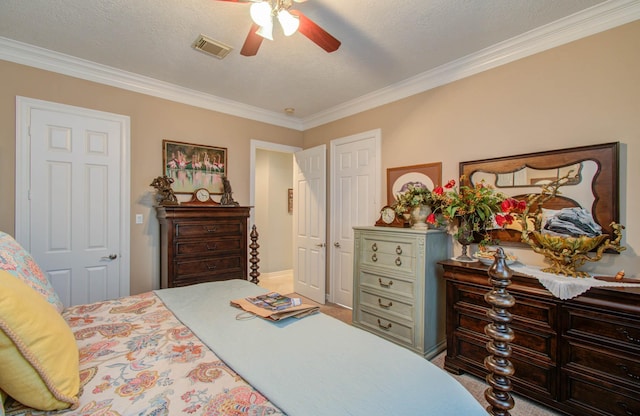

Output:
xmin=4 ymin=292 xmax=284 ymax=416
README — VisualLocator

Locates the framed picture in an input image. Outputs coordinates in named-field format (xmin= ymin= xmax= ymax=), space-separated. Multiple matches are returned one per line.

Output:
xmin=162 ymin=139 xmax=227 ymax=194
xmin=288 ymin=188 xmax=293 ymax=213
xmin=387 ymin=162 xmax=442 ymax=205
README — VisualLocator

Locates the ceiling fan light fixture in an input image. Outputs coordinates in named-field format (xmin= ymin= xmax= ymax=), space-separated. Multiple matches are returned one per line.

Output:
xmin=249 ymin=2 xmax=272 ymax=27
xmin=277 ymin=9 xmax=299 ymax=36
xmin=256 ymin=22 xmax=274 ymax=41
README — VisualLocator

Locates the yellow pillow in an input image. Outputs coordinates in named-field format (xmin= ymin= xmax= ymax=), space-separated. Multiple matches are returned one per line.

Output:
xmin=0 ymin=270 xmax=79 ymax=410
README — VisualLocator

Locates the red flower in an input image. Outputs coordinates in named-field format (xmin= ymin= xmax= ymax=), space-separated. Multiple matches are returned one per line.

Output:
xmin=433 ymin=186 xmax=444 ymax=195
xmin=495 ymin=214 xmax=513 ymax=227
xmin=445 ymin=179 xmax=456 ymax=189
xmin=501 ymin=198 xmax=526 ymax=213
xmin=426 ymin=213 xmax=437 ymax=224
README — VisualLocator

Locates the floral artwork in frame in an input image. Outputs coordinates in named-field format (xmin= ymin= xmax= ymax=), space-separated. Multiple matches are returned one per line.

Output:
xmin=387 ymin=162 xmax=442 ymax=205
xmin=162 ymin=139 xmax=227 ymax=194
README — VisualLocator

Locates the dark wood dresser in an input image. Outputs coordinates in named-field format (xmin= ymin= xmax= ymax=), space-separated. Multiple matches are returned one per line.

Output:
xmin=156 ymin=206 xmax=250 ymax=288
xmin=440 ymin=260 xmax=640 ymax=416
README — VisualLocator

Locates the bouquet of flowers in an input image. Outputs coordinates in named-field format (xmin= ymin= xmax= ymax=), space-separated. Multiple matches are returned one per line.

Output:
xmin=427 ymin=177 xmax=514 ymax=246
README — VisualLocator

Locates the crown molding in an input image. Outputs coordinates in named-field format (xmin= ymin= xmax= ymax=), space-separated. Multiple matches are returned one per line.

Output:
xmin=1 ymin=0 xmax=638 ymax=132
xmin=0 ymin=37 xmax=304 ymax=131
xmin=302 ymin=0 xmax=640 ymax=129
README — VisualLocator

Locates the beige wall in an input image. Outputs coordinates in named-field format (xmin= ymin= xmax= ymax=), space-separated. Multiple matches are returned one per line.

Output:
xmin=304 ymin=21 xmax=640 ymax=276
xmin=255 ymin=149 xmax=293 ymax=273
xmin=0 ymin=61 xmax=303 ymax=294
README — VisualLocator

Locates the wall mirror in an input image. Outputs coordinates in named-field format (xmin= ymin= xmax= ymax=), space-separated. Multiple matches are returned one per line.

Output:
xmin=459 ymin=142 xmax=620 ymax=245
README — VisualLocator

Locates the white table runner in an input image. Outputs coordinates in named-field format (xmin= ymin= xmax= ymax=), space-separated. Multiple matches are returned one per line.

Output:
xmin=510 ymin=264 xmax=640 ymax=299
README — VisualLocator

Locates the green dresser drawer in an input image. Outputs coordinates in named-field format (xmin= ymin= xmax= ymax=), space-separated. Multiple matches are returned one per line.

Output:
xmin=359 ymin=288 xmax=414 ymax=322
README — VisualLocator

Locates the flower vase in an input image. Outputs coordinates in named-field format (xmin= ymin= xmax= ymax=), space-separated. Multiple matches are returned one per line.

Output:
xmin=454 ymin=216 xmax=477 ymax=262
xmin=410 ymin=205 xmax=431 ymax=230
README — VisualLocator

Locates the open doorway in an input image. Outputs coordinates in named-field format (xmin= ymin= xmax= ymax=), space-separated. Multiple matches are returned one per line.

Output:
xmin=250 ymin=140 xmax=300 ymax=292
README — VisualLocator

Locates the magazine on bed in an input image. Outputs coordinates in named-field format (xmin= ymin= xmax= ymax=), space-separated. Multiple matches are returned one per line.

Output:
xmin=231 ymin=292 xmax=319 ymax=321
xmin=246 ymin=292 xmax=302 ymax=310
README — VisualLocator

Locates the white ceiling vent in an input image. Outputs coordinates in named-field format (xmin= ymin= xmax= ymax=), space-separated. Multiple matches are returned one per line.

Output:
xmin=192 ymin=34 xmax=232 ymax=59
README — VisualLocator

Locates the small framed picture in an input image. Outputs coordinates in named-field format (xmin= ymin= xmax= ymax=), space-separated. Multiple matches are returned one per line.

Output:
xmin=163 ymin=139 xmax=227 ymax=194
xmin=387 ymin=162 xmax=442 ymax=205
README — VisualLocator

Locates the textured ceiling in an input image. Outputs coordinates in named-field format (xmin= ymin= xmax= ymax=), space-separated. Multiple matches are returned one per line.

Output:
xmin=0 ymin=0 xmax=624 ymax=125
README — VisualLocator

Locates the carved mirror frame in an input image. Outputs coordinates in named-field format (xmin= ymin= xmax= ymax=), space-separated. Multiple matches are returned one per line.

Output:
xmin=459 ymin=142 xmax=620 ymax=246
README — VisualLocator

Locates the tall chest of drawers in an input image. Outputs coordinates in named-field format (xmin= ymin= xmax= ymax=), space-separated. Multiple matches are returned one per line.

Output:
xmin=156 ymin=206 xmax=250 ymax=288
xmin=441 ymin=260 xmax=640 ymax=416
xmin=352 ymin=226 xmax=448 ymax=359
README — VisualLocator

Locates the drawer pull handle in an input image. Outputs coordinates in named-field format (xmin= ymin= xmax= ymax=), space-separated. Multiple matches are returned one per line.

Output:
xmin=204 ymin=226 xmax=217 ymax=233
xmin=395 ymin=245 xmax=402 ymax=255
xmin=616 ymin=401 xmax=638 ymax=416
xmin=372 ymin=243 xmax=378 ymax=251
xmin=371 ymin=253 xmax=378 ymax=262
xmin=395 ymin=257 xmax=402 ymax=267
xmin=617 ymin=327 xmax=640 ymax=344
xmin=378 ymin=299 xmax=393 ymax=308
xmin=206 ymin=264 xmax=217 ymax=271
xmin=378 ymin=278 xmax=393 ymax=288
xmin=206 ymin=243 xmax=218 ymax=251
xmin=617 ymin=364 xmax=640 ymax=381
xmin=377 ymin=319 xmax=392 ymax=330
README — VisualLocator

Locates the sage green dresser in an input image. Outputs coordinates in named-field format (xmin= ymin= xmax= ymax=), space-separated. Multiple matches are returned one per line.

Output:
xmin=352 ymin=226 xmax=448 ymax=359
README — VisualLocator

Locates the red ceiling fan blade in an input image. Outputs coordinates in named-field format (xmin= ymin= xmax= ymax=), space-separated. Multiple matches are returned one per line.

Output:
xmin=289 ymin=10 xmax=341 ymax=53
xmin=240 ymin=23 xmax=264 ymax=56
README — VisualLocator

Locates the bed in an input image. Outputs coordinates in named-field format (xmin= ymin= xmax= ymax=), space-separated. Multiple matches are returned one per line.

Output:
xmin=0 ymin=232 xmax=488 ymax=415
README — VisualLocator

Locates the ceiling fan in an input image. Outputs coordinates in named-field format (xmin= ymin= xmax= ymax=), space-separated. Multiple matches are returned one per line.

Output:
xmin=216 ymin=0 xmax=341 ymax=56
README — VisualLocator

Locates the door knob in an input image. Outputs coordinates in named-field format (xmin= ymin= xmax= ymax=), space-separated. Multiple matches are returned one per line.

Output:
xmin=101 ymin=254 xmax=118 ymax=260
xmin=316 ymin=243 xmax=326 ymax=247
xmin=334 ymin=242 xmax=341 ymax=248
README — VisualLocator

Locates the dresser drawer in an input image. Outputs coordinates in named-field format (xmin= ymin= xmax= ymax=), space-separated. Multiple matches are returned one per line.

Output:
xmin=174 ymin=221 xmax=243 ymax=239
xmin=359 ymin=289 xmax=414 ymax=321
xmin=356 ymin=308 xmax=414 ymax=347
xmin=360 ymin=251 xmax=415 ymax=275
xmin=175 ymin=255 xmax=243 ymax=278
xmin=564 ymin=340 xmax=640 ymax=388
xmin=175 ymin=236 xmax=242 ymax=257
xmin=358 ymin=270 xmax=414 ymax=299
xmin=452 ymin=281 xmax=555 ymax=330
xmin=564 ymin=373 xmax=640 ymax=416
xmin=453 ymin=333 xmax=557 ymax=399
xmin=564 ymin=306 xmax=640 ymax=351
xmin=455 ymin=307 xmax=556 ymax=361
xmin=362 ymin=237 xmax=415 ymax=257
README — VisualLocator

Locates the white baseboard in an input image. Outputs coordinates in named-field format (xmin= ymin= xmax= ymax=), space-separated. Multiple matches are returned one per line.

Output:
xmin=259 ymin=270 xmax=293 ymax=280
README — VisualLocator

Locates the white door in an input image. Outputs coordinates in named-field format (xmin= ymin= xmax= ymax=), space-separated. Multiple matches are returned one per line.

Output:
xmin=16 ymin=98 xmax=130 ymax=307
xmin=330 ymin=130 xmax=380 ymax=307
xmin=293 ymin=145 xmax=326 ymax=304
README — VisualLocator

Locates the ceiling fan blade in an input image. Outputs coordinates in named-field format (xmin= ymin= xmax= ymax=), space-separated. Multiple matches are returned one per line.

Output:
xmin=289 ymin=10 xmax=341 ymax=53
xmin=240 ymin=23 xmax=264 ymax=56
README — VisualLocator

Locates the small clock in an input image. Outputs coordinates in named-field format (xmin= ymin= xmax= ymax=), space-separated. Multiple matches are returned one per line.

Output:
xmin=181 ymin=188 xmax=219 ymax=206
xmin=375 ymin=205 xmax=406 ymax=227
xmin=195 ymin=188 xmax=210 ymax=202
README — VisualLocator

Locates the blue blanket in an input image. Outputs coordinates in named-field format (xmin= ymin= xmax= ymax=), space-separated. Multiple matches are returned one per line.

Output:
xmin=156 ymin=280 xmax=486 ymax=415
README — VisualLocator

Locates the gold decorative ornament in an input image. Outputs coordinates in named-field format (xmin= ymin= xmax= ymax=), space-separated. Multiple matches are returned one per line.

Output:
xmin=517 ymin=174 xmax=625 ymax=277
xmin=149 ymin=176 xmax=179 ymax=206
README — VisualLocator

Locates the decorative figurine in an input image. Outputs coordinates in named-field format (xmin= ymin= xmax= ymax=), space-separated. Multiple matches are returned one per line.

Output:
xmin=220 ymin=176 xmax=239 ymax=206
xmin=150 ymin=175 xmax=179 ymax=205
